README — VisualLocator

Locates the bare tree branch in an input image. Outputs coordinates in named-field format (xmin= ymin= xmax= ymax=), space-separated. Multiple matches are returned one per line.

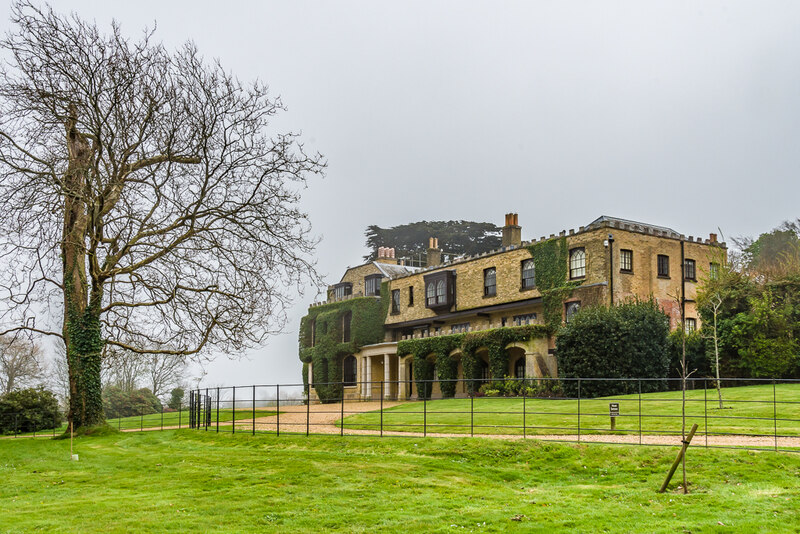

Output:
xmin=0 ymin=2 xmax=325 ymax=426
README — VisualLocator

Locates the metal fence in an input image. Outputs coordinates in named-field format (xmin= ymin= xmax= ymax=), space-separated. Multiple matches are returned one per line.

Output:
xmin=0 ymin=403 xmax=193 ymax=438
xmin=5 ymin=378 xmax=798 ymax=453
xmin=186 ymin=377 xmax=800 ymax=453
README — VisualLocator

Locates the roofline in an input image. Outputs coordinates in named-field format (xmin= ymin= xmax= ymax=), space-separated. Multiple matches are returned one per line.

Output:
xmin=386 ymin=217 xmax=726 ymax=282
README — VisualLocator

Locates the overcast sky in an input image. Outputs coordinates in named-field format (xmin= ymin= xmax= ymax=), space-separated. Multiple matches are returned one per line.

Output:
xmin=2 ymin=1 xmax=799 ymax=390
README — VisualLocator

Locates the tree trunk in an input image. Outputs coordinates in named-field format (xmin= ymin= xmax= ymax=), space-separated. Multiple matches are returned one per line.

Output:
xmin=62 ymin=105 xmax=104 ymax=429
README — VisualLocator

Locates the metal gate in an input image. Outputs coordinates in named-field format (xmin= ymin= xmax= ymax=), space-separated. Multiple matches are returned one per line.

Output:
xmin=189 ymin=390 xmax=212 ymax=429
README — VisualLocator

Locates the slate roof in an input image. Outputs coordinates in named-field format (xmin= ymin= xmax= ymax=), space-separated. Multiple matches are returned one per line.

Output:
xmin=587 ymin=215 xmax=682 ymax=239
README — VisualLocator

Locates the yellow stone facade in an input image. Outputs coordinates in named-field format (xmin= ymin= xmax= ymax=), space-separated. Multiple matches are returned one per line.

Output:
xmin=303 ymin=215 xmax=726 ymax=401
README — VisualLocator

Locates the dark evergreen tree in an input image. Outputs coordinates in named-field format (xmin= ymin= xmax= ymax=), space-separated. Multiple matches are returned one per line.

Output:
xmin=363 ymin=221 xmax=501 ymax=262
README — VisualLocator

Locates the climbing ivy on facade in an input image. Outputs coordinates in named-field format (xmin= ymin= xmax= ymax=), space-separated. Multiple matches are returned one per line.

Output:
xmin=298 ymin=283 xmax=389 ymax=402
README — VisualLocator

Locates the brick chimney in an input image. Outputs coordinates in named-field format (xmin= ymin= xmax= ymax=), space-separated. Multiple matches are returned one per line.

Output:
xmin=501 ymin=213 xmax=521 ymax=247
xmin=426 ymin=237 xmax=442 ymax=267
xmin=709 ymin=233 xmax=718 ymax=243
xmin=376 ymin=246 xmax=398 ymax=265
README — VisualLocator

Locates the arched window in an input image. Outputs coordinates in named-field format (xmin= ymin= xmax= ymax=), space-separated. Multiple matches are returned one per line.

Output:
xmin=565 ymin=301 xmax=581 ymax=323
xmin=514 ymin=357 xmax=526 ymax=379
xmin=521 ymin=259 xmax=535 ymax=288
xmin=569 ymin=248 xmax=586 ymax=279
xmin=483 ymin=267 xmax=496 ymax=296
xmin=343 ymin=355 xmax=357 ymax=386
xmin=426 ymin=282 xmax=436 ymax=306
xmin=436 ymin=280 xmax=446 ymax=303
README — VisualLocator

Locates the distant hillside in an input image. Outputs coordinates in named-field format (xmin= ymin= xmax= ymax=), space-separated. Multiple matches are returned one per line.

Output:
xmin=363 ymin=220 xmax=501 ymax=264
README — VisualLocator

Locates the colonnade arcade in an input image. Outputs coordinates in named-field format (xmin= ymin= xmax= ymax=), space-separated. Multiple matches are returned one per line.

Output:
xmin=307 ymin=337 xmax=555 ymax=402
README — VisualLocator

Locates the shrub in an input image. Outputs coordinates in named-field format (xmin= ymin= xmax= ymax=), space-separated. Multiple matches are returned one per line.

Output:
xmin=556 ymin=298 xmax=671 ymax=398
xmin=667 ymin=330 xmax=709 ymax=386
xmin=0 ymin=387 xmax=62 ymax=434
xmin=102 ymin=386 xmax=162 ymax=419
xmin=167 ymin=387 xmax=185 ymax=410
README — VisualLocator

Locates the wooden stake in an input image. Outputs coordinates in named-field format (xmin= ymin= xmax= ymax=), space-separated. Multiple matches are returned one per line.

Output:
xmin=658 ymin=423 xmax=698 ymax=493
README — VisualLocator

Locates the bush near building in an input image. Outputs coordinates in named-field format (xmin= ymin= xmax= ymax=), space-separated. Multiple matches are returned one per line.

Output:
xmin=556 ymin=299 xmax=671 ymax=398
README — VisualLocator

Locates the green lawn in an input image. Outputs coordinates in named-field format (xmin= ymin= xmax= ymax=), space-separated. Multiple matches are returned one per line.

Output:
xmin=1 ymin=430 xmax=799 ymax=532
xmin=344 ymin=383 xmax=800 ymax=440
xmin=9 ymin=408 xmax=278 ymax=437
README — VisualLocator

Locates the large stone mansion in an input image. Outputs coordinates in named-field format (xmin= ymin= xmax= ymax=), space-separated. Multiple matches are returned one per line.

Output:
xmin=299 ymin=214 xmax=726 ymax=402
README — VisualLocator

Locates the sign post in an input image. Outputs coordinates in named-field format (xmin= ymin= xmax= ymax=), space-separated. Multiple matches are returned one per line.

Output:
xmin=609 ymin=402 xmax=619 ymax=431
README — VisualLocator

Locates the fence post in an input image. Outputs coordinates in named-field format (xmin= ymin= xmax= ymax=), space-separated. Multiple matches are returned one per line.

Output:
xmin=178 ymin=401 xmax=182 ymax=429
xmin=470 ymin=389 xmax=474 ymax=437
xmin=423 ymin=384 xmax=427 ymax=438
xmin=577 ymin=378 xmax=581 ymax=443
xmin=161 ymin=404 xmax=164 ymax=431
xmin=380 ymin=381 xmax=384 ymax=437
xmin=523 ymin=384 xmax=526 ymax=439
xmin=340 ymin=381 xmax=345 ymax=437
xmin=638 ymin=379 xmax=642 ymax=445
xmin=704 ymin=379 xmax=708 ymax=448
xmin=306 ymin=382 xmax=310 ymax=437
xmin=232 ymin=386 xmax=236 ymax=434
xmin=276 ymin=384 xmax=280 ymax=437
xmin=252 ymin=385 xmax=256 ymax=436
xmin=773 ymin=379 xmax=778 ymax=451
xmin=33 ymin=417 xmax=36 ymax=438
xmin=14 ymin=413 xmax=17 ymax=438
xmin=216 ymin=387 xmax=220 ymax=433
xmin=141 ymin=408 xmax=143 ymax=432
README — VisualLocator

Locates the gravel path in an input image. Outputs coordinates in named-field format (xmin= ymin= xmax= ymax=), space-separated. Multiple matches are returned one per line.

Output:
xmin=210 ymin=401 xmax=800 ymax=450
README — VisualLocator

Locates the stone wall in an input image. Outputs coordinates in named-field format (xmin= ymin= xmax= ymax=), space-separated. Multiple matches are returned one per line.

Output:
xmin=385 ymin=225 xmax=725 ymax=331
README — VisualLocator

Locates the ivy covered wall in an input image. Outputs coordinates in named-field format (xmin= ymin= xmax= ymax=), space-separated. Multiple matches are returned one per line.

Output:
xmin=526 ymin=236 xmax=583 ymax=333
xmin=298 ymin=283 xmax=389 ymax=402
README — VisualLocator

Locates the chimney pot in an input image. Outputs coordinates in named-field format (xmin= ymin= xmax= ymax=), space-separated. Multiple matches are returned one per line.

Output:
xmin=709 ymin=233 xmax=718 ymax=243
xmin=501 ymin=212 xmax=522 ymax=247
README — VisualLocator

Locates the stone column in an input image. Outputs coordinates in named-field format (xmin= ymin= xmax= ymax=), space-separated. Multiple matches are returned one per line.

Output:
xmin=365 ymin=356 xmax=372 ymax=400
xmin=525 ymin=352 xmax=541 ymax=379
xmin=384 ymin=354 xmax=391 ymax=399
xmin=360 ymin=357 xmax=366 ymax=399
xmin=398 ymin=358 xmax=407 ymax=400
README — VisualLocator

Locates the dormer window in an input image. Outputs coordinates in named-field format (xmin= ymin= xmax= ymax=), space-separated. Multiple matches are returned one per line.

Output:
xmin=424 ymin=270 xmax=455 ymax=311
xmin=333 ymin=282 xmax=352 ymax=300
xmin=364 ymin=274 xmax=382 ymax=296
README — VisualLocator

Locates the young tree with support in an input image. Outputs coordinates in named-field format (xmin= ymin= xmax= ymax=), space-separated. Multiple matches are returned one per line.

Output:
xmin=0 ymin=2 xmax=324 ymax=430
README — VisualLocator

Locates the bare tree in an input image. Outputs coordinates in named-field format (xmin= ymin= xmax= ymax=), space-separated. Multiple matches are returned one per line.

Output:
xmin=0 ymin=3 xmax=324 ymax=428
xmin=49 ymin=341 xmax=70 ymax=405
xmin=0 ymin=335 xmax=45 ymax=393
xmin=101 ymin=346 xmax=147 ymax=392
xmin=705 ymin=293 xmax=724 ymax=409
xmin=144 ymin=353 xmax=187 ymax=398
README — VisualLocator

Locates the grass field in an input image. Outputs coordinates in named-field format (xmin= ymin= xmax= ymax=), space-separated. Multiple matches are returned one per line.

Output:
xmin=1 ymin=430 xmax=799 ymax=532
xmin=7 ymin=408 xmax=279 ymax=437
xmin=343 ymin=383 xmax=800 ymax=439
